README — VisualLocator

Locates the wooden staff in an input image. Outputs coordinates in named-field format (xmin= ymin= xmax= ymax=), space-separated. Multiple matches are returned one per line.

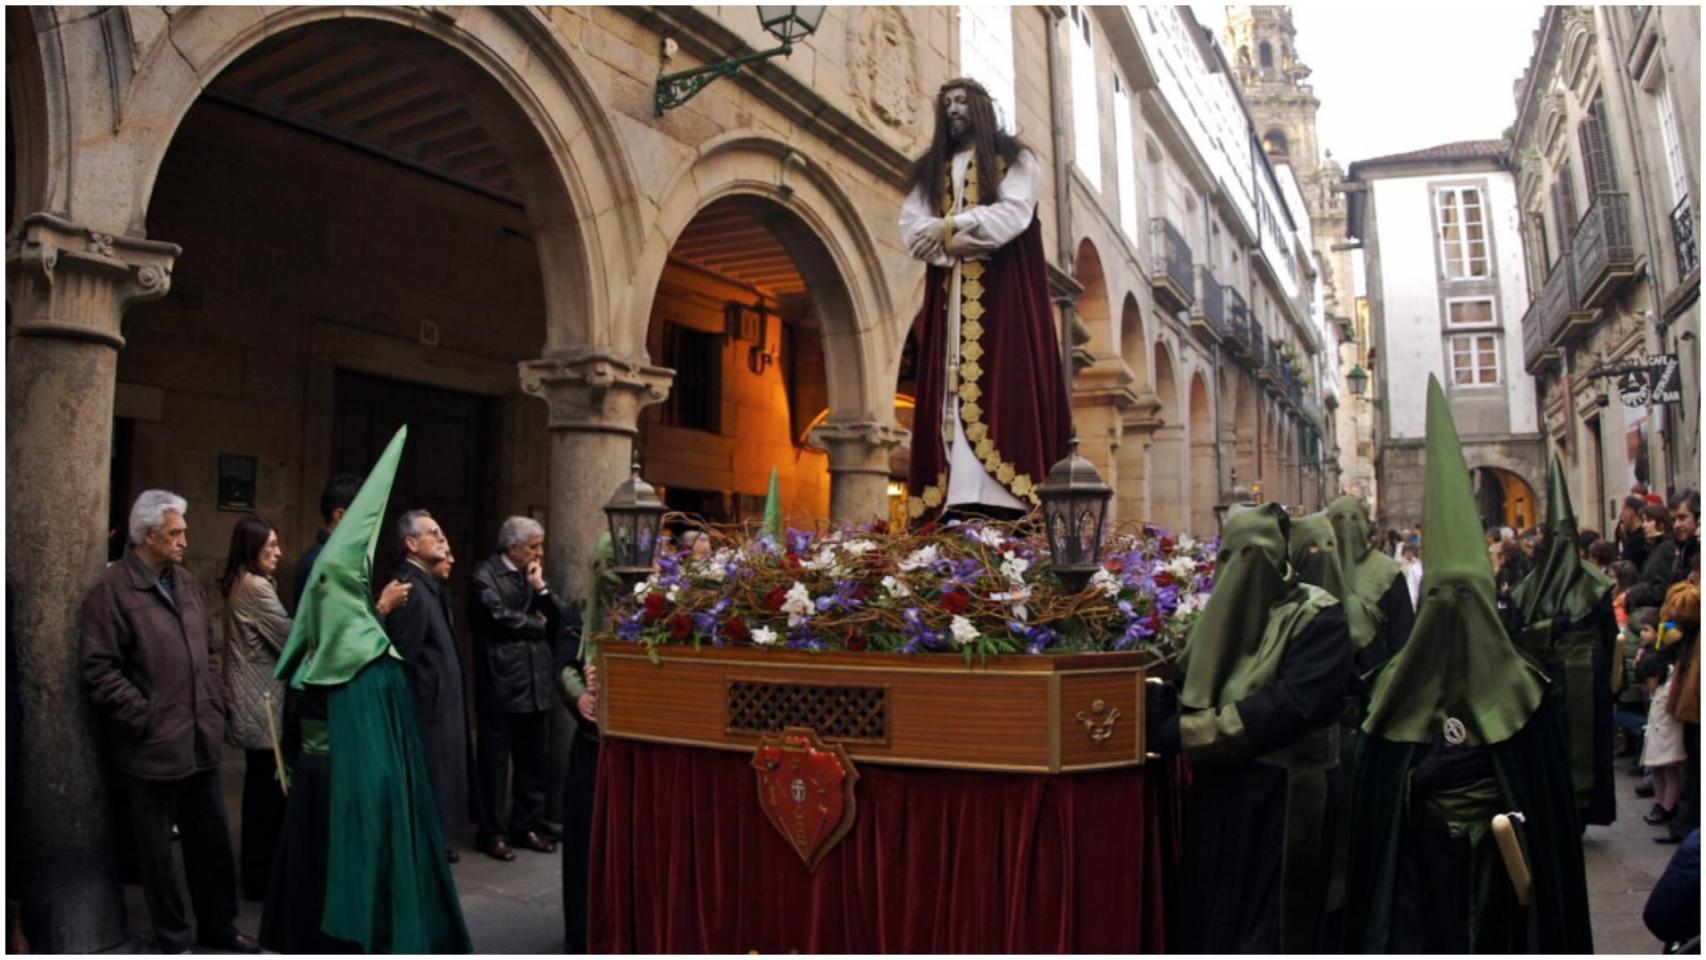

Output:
xmin=1491 ymin=812 xmax=1530 ymax=906
xmin=264 ymin=690 xmax=290 ymax=796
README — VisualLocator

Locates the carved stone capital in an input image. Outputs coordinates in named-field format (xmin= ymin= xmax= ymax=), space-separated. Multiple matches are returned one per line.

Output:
xmin=518 ymin=350 xmax=674 ymax=435
xmin=808 ymin=419 xmax=911 ymax=476
xmin=6 ymin=213 xmax=180 ymax=348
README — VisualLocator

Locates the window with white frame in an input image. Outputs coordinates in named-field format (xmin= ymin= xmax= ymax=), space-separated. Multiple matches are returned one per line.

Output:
xmin=1657 ymin=78 xmax=1690 ymax=208
xmin=1444 ymin=297 xmax=1497 ymax=328
xmin=1114 ymin=73 xmax=1137 ymax=242
xmin=1435 ymin=187 xmax=1490 ymax=279
xmin=957 ymin=7 xmax=1017 ymax=133
xmin=1448 ymin=333 xmax=1501 ymax=386
xmin=1069 ymin=6 xmax=1101 ymax=189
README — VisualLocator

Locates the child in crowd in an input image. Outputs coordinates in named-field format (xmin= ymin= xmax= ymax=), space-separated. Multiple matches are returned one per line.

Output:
xmin=1639 ymin=610 xmax=1687 ymax=826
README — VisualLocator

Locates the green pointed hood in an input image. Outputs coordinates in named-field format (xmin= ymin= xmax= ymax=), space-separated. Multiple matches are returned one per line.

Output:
xmin=1511 ymin=454 xmax=1611 ymax=634
xmin=276 ymin=426 xmax=407 ymax=688
xmin=1363 ymin=377 xmax=1546 ymax=744
xmin=762 ymin=467 xmax=783 ymax=544
xmin=1290 ymin=511 xmax=1350 ymax=609
xmin=1326 ymin=493 xmax=1402 ymax=648
xmin=1182 ymin=502 xmax=1336 ymax=709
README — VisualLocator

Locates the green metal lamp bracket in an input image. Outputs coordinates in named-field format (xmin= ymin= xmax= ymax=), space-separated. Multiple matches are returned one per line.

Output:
xmin=655 ymin=43 xmax=793 ymax=117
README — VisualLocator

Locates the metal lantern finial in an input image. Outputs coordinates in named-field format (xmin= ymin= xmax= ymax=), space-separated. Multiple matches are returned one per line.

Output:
xmin=1036 ymin=435 xmax=1113 ymax=592
xmin=604 ymin=450 xmax=668 ymax=582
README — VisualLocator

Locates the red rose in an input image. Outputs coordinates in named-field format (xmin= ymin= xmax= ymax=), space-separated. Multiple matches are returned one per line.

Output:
xmin=764 ymin=587 xmax=788 ymax=611
xmin=852 ymin=583 xmax=873 ymax=604
xmin=668 ymin=613 xmax=694 ymax=641
xmin=1159 ymin=536 xmax=1176 ymax=555
xmin=783 ymin=553 xmax=803 ymax=571
xmin=871 ymin=520 xmax=890 ymax=535
xmin=1155 ymin=570 xmax=1176 ymax=588
xmin=843 ymin=629 xmax=869 ymax=652
xmin=1105 ymin=558 xmax=1126 ymax=575
xmin=722 ymin=617 xmax=750 ymax=643
xmin=643 ymin=592 xmax=667 ymax=621
xmin=940 ymin=590 xmax=970 ymax=615
xmin=921 ymin=521 xmax=939 ymax=536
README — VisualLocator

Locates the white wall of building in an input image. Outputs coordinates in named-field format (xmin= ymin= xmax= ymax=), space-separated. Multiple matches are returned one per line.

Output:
xmin=1369 ymin=169 xmax=1538 ymax=441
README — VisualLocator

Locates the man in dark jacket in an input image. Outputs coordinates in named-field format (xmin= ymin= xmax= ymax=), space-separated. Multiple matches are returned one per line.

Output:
xmin=292 ymin=473 xmax=362 ymax=614
xmin=468 ymin=516 xmax=578 ymax=860
xmin=80 ymin=490 xmax=259 ymax=954
xmin=383 ymin=509 xmax=474 ymax=861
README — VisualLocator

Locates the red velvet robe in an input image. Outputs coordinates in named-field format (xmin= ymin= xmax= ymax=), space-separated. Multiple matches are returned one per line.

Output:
xmin=906 ymin=212 xmax=1072 ymax=522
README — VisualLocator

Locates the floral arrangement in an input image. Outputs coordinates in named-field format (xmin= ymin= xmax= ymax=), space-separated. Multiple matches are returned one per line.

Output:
xmin=602 ymin=516 xmax=1217 ymax=665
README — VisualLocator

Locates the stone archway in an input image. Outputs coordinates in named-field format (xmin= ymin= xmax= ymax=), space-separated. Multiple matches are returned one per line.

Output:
xmin=1473 ymin=466 xmax=1539 ymax=531
xmin=1073 ymin=237 xmax=1112 ymax=356
xmin=636 ymin=135 xmax=901 ymax=524
xmin=1188 ymin=372 xmax=1217 ymax=537
xmin=1116 ymin=293 xmax=1155 ymax=524
xmin=1151 ymin=339 xmax=1185 ymax=530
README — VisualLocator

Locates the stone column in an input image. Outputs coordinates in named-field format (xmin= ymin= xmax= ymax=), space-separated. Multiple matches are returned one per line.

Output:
xmin=7 ymin=213 xmax=178 ymax=952
xmin=1117 ymin=393 xmax=1162 ymax=525
xmin=807 ymin=420 xmax=910 ymax=525
xmin=519 ymin=350 xmax=671 ymax=823
xmin=1070 ymin=358 xmax=1140 ymax=526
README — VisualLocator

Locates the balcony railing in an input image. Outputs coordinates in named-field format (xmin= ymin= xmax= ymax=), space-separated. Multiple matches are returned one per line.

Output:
xmin=1521 ymin=295 xmax=1557 ymax=375
xmin=1572 ymin=192 xmax=1638 ymax=308
xmin=1190 ymin=265 xmax=1225 ymax=344
xmin=1674 ymin=197 xmax=1699 ymax=278
xmin=1149 ymin=218 xmax=1195 ymax=313
xmin=1224 ymin=286 xmax=1253 ymax=362
xmin=1248 ymin=323 xmax=1267 ymax=373
xmin=1540 ymin=254 xmax=1591 ymax=347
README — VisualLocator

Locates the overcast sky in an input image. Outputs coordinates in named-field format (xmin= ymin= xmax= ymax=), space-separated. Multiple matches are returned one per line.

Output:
xmin=1190 ymin=4 xmax=1547 ymax=165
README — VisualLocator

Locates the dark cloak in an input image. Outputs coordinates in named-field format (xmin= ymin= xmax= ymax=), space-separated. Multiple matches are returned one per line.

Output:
xmin=384 ymin=559 xmax=474 ymax=828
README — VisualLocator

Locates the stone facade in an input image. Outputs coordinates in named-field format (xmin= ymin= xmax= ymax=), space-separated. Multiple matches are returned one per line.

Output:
xmin=1347 ymin=142 xmax=1548 ymax=532
xmin=6 ymin=7 xmax=1330 ymax=946
xmin=1509 ymin=6 xmax=1700 ymax=530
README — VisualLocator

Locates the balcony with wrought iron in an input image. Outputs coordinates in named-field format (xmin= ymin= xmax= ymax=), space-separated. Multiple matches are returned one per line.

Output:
xmin=1673 ymin=197 xmax=1699 ymax=279
xmin=1248 ymin=323 xmax=1268 ymax=378
xmin=1541 ymin=254 xmax=1592 ymax=348
xmin=1190 ymin=265 xmax=1225 ymax=345
xmin=1521 ymin=294 xmax=1557 ymax=375
xmin=1149 ymin=217 xmax=1195 ymax=314
xmin=1571 ymin=191 xmax=1639 ymax=308
xmin=1223 ymin=285 xmax=1253 ymax=363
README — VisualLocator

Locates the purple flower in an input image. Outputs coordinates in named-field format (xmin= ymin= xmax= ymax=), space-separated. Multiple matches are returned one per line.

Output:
xmin=692 ymin=611 xmax=718 ymax=638
xmin=786 ymin=622 xmax=823 ymax=651
xmin=616 ymin=612 xmax=645 ymax=641
xmin=786 ymin=529 xmax=814 ymax=556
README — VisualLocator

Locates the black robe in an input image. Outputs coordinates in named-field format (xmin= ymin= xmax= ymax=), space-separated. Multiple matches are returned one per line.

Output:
xmin=1341 ymin=698 xmax=1593 ymax=953
xmin=383 ymin=561 xmax=473 ymax=829
xmin=1172 ymin=605 xmax=1353 ymax=953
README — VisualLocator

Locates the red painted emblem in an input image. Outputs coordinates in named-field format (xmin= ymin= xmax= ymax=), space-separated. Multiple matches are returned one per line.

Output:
xmin=751 ymin=726 xmax=860 ymax=872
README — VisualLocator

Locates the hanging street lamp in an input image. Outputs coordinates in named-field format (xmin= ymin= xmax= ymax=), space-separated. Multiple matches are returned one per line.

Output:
xmin=1346 ymin=364 xmax=1369 ymax=398
xmin=655 ymin=6 xmax=826 ymax=116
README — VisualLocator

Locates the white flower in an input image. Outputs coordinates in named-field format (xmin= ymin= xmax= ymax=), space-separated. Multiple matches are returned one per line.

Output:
xmin=991 ymin=589 xmax=1031 ymax=622
xmin=1174 ymin=592 xmax=1209 ymax=616
xmin=973 ymin=527 xmax=1006 ymax=548
xmin=999 ymin=550 xmax=1031 ymax=585
xmin=1088 ymin=567 xmax=1121 ymax=597
xmin=750 ymin=626 xmax=779 ymax=646
xmin=899 ymin=544 xmax=939 ymax=572
xmin=949 ymin=615 xmax=980 ymax=647
xmin=665 ymin=583 xmax=681 ymax=603
xmin=783 ymin=581 xmax=814 ymax=626
xmin=881 ymin=574 xmax=912 ymax=598
xmin=632 ymin=579 xmax=652 ymax=596
xmin=841 ymin=539 xmax=877 ymax=556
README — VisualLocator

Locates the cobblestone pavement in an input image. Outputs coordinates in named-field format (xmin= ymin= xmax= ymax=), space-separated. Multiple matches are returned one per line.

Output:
xmin=118 ymin=746 xmax=1682 ymax=953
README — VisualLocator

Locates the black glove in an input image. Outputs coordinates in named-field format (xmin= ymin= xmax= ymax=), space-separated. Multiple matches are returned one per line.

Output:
xmin=1145 ymin=681 xmax=1181 ymax=756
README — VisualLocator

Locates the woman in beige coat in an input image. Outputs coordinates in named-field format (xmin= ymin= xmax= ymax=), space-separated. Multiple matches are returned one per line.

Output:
xmin=219 ymin=516 xmax=291 ymax=900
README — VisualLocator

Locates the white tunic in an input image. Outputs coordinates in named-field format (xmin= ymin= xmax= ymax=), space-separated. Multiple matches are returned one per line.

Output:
xmin=898 ymin=148 xmax=1042 ymax=510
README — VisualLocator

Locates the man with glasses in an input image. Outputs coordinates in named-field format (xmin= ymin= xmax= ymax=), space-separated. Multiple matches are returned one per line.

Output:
xmin=384 ymin=509 xmax=474 ymax=861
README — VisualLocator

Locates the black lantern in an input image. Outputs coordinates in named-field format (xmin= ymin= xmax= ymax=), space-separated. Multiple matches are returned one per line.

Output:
xmin=757 ymin=6 xmax=826 ymax=44
xmin=603 ymin=451 xmax=668 ymax=582
xmin=1037 ymin=437 xmax=1113 ymax=592
xmin=1346 ymin=364 xmax=1369 ymax=398
xmin=655 ymin=6 xmax=826 ymax=115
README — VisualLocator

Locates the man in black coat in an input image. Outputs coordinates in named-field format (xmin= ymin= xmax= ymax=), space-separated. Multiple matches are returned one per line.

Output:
xmin=468 ymin=517 xmax=579 ymax=861
xmin=383 ymin=509 xmax=474 ymax=861
xmin=292 ymin=473 xmax=362 ymax=614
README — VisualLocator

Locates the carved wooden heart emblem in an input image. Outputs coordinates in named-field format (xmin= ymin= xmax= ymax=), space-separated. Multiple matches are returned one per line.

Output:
xmin=751 ymin=726 xmax=860 ymax=872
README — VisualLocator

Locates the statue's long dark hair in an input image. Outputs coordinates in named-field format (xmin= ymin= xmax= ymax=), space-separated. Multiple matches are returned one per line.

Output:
xmin=905 ymin=78 xmax=1027 ymax=211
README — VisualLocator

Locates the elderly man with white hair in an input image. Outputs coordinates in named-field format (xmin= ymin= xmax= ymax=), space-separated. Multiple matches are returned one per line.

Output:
xmin=467 ymin=515 xmax=580 ymax=861
xmin=80 ymin=490 xmax=259 ymax=954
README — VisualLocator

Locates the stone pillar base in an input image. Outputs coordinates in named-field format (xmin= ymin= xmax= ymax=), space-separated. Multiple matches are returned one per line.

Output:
xmin=808 ymin=420 xmax=910 ymax=525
